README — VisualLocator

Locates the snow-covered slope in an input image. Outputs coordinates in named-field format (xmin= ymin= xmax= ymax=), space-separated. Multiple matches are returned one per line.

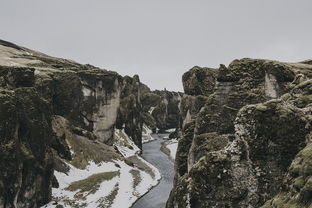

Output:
xmin=42 ymin=118 xmax=160 ymax=208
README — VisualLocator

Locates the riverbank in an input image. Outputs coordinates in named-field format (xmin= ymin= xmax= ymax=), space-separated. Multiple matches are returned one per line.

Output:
xmin=161 ymin=138 xmax=178 ymax=161
xmin=132 ymin=134 xmax=175 ymax=208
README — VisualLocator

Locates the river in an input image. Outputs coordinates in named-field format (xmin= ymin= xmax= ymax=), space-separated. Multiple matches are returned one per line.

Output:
xmin=132 ymin=134 xmax=175 ymax=208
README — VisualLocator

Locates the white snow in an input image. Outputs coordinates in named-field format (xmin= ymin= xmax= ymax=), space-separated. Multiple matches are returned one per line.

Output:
xmin=142 ymin=124 xmax=155 ymax=143
xmin=148 ymin=106 xmax=155 ymax=114
xmin=113 ymin=159 xmax=160 ymax=208
xmin=42 ymin=129 xmax=161 ymax=208
xmin=82 ymin=86 xmax=93 ymax=97
xmin=182 ymin=109 xmax=192 ymax=128
xmin=136 ymin=156 xmax=161 ymax=181
xmin=165 ymin=128 xmax=176 ymax=133
xmin=166 ymin=139 xmax=178 ymax=160
xmin=42 ymin=161 xmax=120 ymax=208
xmin=114 ymin=129 xmax=141 ymax=157
xmin=163 ymin=135 xmax=170 ymax=140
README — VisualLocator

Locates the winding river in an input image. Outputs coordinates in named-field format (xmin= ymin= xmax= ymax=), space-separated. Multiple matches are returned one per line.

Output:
xmin=132 ymin=134 xmax=175 ymax=208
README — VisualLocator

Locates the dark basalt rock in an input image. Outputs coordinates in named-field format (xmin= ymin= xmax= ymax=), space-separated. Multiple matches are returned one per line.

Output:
xmin=167 ymin=58 xmax=312 ymax=208
xmin=152 ymin=90 xmax=182 ymax=132
xmin=140 ymin=89 xmax=183 ymax=133
xmin=116 ymin=75 xmax=143 ymax=149
xmin=0 ymin=66 xmax=35 ymax=88
xmin=0 ymin=40 xmax=155 ymax=207
xmin=0 ymin=88 xmax=54 ymax=208
xmin=182 ymin=66 xmax=217 ymax=96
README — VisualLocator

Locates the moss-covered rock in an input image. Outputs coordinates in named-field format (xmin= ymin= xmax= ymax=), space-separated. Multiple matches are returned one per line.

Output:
xmin=182 ymin=66 xmax=217 ymax=96
xmin=175 ymin=120 xmax=196 ymax=177
xmin=168 ymin=58 xmax=312 ymax=208
xmin=0 ymin=88 xmax=54 ymax=208
xmin=0 ymin=40 xmax=156 ymax=207
xmin=261 ymin=141 xmax=312 ymax=208
xmin=152 ymin=90 xmax=182 ymax=131
xmin=0 ymin=66 xmax=35 ymax=88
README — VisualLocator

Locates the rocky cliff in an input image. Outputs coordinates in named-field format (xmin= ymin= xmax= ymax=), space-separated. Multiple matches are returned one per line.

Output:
xmin=0 ymin=40 xmax=159 ymax=208
xmin=141 ymin=89 xmax=182 ymax=133
xmin=167 ymin=59 xmax=312 ymax=208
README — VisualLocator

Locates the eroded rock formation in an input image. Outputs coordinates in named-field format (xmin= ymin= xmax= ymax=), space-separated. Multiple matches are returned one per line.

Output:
xmin=167 ymin=58 xmax=312 ymax=208
xmin=141 ymin=89 xmax=183 ymax=133
xmin=0 ymin=40 xmax=155 ymax=207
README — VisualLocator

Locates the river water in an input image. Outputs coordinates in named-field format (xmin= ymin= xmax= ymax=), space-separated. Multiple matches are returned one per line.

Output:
xmin=132 ymin=134 xmax=175 ymax=208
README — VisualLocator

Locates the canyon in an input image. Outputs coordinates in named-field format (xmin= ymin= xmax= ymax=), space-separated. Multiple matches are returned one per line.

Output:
xmin=0 ymin=39 xmax=311 ymax=208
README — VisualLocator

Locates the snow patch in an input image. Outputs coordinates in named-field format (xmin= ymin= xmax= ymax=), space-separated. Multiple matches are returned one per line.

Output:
xmin=82 ymin=86 xmax=93 ymax=97
xmin=165 ymin=139 xmax=178 ymax=160
xmin=42 ymin=129 xmax=162 ymax=208
xmin=113 ymin=159 xmax=160 ymax=208
xmin=114 ymin=129 xmax=141 ymax=157
xmin=165 ymin=128 xmax=176 ymax=133
xmin=148 ymin=106 xmax=155 ymax=114
xmin=183 ymin=110 xmax=192 ymax=128
xmin=42 ymin=161 xmax=120 ymax=208
xmin=142 ymin=124 xmax=155 ymax=143
xmin=42 ymin=157 xmax=161 ymax=208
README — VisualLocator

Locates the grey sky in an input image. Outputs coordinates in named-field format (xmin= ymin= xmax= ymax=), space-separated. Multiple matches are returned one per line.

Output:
xmin=1 ymin=0 xmax=312 ymax=91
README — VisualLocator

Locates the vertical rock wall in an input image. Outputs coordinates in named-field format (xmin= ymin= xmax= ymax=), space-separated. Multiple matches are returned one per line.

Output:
xmin=0 ymin=41 xmax=151 ymax=207
xmin=167 ymin=58 xmax=312 ymax=208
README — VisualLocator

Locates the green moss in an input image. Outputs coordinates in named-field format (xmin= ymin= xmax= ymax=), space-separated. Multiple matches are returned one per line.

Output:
xmin=223 ymin=105 xmax=238 ymax=111
xmin=290 ymin=143 xmax=312 ymax=176
xmin=65 ymin=171 xmax=119 ymax=195
xmin=294 ymin=176 xmax=305 ymax=190
xmin=126 ymin=156 xmax=155 ymax=179
xmin=281 ymin=93 xmax=291 ymax=101
xmin=130 ymin=169 xmax=141 ymax=190
xmin=294 ymin=80 xmax=312 ymax=89
xmin=294 ymin=95 xmax=312 ymax=108
xmin=192 ymin=133 xmax=229 ymax=163
xmin=52 ymin=116 xmax=121 ymax=169
xmin=102 ymin=184 xmax=119 ymax=208
xmin=263 ymin=143 xmax=312 ymax=207
xmin=300 ymin=176 xmax=312 ymax=204
xmin=176 ymin=120 xmax=195 ymax=176
xmin=261 ymin=193 xmax=302 ymax=208
xmin=256 ymin=104 xmax=268 ymax=112
xmin=124 ymin=159 xmax=134 ymax=167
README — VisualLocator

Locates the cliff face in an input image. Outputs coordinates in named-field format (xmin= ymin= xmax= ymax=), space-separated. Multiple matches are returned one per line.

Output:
xmin=141 ymin=89 xmax=183 ymax=133
xmin=0 ymin=85 xmax=54 ymax=208
xmin=167 ymin=59 xmax=312 ymax=208
xmin=0 ymin=40 xmax=155 ymax=207
xmin=151 ymin=90 xmax=182 ymax=132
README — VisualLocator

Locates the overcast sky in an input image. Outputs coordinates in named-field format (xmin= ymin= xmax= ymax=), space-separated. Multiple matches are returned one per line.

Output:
xmin=1 ymin=0 xmax=311 ymax=91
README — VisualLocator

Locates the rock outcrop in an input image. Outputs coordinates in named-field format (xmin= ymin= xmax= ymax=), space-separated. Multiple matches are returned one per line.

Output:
xmin=141 ymin=89 xmax=183 ymax=133
xmin=0 ymin=86 xmax=54 ymax=208
xmin=0 ymin=40 xmax=156 ymax=207
xmin=167 ymin=59 xmax=312 ymax=208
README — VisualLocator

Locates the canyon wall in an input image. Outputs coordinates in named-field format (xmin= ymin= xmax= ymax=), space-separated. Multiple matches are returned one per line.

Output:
xmin=167 ymin=59 xmax=312 ymax=208
xmin=0 ymin=40 xmax=153 ymax=207
xmin=141 ymin=89 xmax=183 ymax=133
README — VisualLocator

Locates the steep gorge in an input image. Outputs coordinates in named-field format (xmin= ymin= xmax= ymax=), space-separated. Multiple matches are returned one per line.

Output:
xmin=0 ymin=40 xmax=178 ymax=208
xmin=0 ymin=39 xmax=312 ymax=208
